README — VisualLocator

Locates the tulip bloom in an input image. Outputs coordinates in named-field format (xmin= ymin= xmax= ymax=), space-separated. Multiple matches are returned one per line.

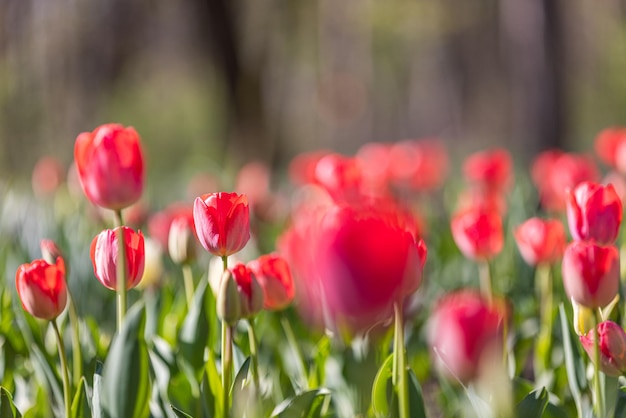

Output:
xmin=248 ymin=254 xmax=295 ymax=311
xmin=580 ymin=321 xmax=626 ymax=377
xmin=514 ymin=218 xmax=566 ymax=266
xmin=313 ymin=153 xmax=363 ymax=202
xmin=16 ymin=257 xmax=67 ymax=320
xmin=562 ymin=241 xmax=619 ymax=309
xmin=428 ymin=290 xmax=508 ymax=383
xmin=566 ymin=182 xmax=622 ymax=244
xmin=90 ymin=227 xmax=146 ymax=291
xmin=595 ymin=127 xmax=626 ymax=173
xmin=74 ymin=123 xmax=144 ymax=210
xmin=451 ymin=208 xmax=503 ymax=261
xmin=315 ymin=202 xmax=427 ymax=332
xmin=463 ymin=148 xmax=513 ymax=191
xmin=193 ymin=192 xmax=250 ymax=257
xmin=388 ymin=139 xmax=449 ymax=192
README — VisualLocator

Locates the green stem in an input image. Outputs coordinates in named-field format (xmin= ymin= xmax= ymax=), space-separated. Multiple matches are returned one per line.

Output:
xmin=280 ymin=315 xmax=309 ymax=388
xmin=534 ymin=264 xmax=553 ymax=376
xmin=478 ymin=260 xmax=493 ymax=306
xmin=222 ymin=323 xmax=233 ymax=418
xmin=247 ymin=319 xmax=260 ymax=389
xmin=52 ymin=320 xmax=71 ymax=418
xmin=114 ymin=210 xmax=127 ymax=332
xmin=394 ymin=302 xmax=409 ymax=418
xmin=183 ymin=263 xmax=195 ymax=309
xmin=67 ymin=292 xmax=82 ymax=385
xmin=593 ymin=310 xmax=605 ymax=418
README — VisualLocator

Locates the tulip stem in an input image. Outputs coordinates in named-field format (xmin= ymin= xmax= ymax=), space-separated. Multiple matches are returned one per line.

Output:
xmin=67 ymin=292 xmax=83 ymax=385
xmin=183 ymin=263 xmax=194 ymax=309
xmin=534 ymin=264 xmax=553 ymax=376
xmin=222 ymin=322 xmax=233 ymax=417
xmin=281 ymin=315 xmax=309 ymax=388
xmin=52 ymin=320 xmax=71 ymax=418
xmin=393 ymin=302 xmax=409 ymax=418
xmin=247 ymin=319 xmax=260 ymax=390
xmin=478 ymin=260 xmax=493 ymax=306
xmin=114 ymin=210 xmax=127 ymax=332
xmin=593 ymin=311 xmax=605 ymax=418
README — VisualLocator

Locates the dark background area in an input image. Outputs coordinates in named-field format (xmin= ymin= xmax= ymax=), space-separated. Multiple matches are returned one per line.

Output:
xmin=2 ymin=0 xmax=626 ymax=193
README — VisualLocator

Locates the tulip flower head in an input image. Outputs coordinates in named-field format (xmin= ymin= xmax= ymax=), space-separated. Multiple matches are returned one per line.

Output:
xmin=217 ymin=264 xmax=264 ymax=325
xmin=595 ymin=127 xmax=626 ymax=173
xmin=168 ymin=215 xmax=198 ymax=265
xmin=514 ymin=218 xmax=566 ymax=266
xmin=16 ymin=257 xmax=67 ymax=320
xmin=74 ymin=123 xmax=144 ymax=210
xmin=463 ymin=148 xmax=513 ymax=192
xmin=580 ymin=320 xmax=626 ymax=377
xmin=562 ymin=241 xmax=619 ymax=309
xmin=451 ymin=208 xmax=504 ymax=261
xmin=248 ymin=254 xmax=296 ymax=311
xmin=90 ymin=227 xmax=146 ymax=291
xmin=193 ymin=192 xmax=251 ymax=257
xmin=428 ymin=290 xmax=508 ymax=383
xmin=566 ymin=181 xmax=622 ymax=245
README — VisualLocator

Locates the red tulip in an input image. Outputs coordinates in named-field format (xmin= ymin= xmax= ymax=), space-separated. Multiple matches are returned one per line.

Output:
xmin=388 ymin=139 xmax=449 ymax=191
xmin=148 ymin=202 xmax=194 ymax=250
xmin=74 ymin=123 xmax=144 ymax=210
xmin=315 ymin=202 xmax=427 ymax=332
xmin=313 ymin=153 xmax=363 ymax=202
xmin=248 ymin=254 xmax=295 ymax=311
xmin=451 ymin=208 xmax=503 ymax=261
xmin=595 ymin=127 xmax=626 ymax=173
xmin=31 ymin=156 xmax=65 ymax=197
xmin=566 ymin=181 xmax=622 ymax=244
xmin=531 ymin=151 xmax=599 ymax=212
xmin=463 ymin=148 xmax=512 ymax=191
xmin=514 ymin=218 xmax=566 ymax=266
xmin=16 ymin=257 xmax=67 ymax=320
xmin=580 ymin=321 xmax=626 ymax=377
xmin=562 ymin=241 xmax=619 ymax=309
xmin=217 ymin=264 xmax=264 ymax=323
xmin=193 ymin=192 xmax=250 ymax=257
xmin=90 ymin=227 xmax=146 ymax=291
xmin=288 ymin=150 xmax=331 ymax=186
xmin=428 ymin=290 xmax=507 ymax=382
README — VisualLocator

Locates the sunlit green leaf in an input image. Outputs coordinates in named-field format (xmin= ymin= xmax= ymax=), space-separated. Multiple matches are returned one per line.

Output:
xmin=70 ymin=377 xmax=92 ymax=418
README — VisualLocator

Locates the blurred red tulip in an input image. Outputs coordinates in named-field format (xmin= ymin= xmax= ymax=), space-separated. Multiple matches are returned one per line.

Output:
xmin=74 ymin=123 xmax=144 ymax=210
xmin=236 ymin=161 xmax=271 ymax=209
xmin=248 ymin=254 xmax=295 ymax=311
xmin=16 ymin=257 xmax=67 ymax=320
xmin=90 ymin=227 xmax=146 ymax=291
xmin=566 ymin=182 xmax=622 ymax=244
xmin=456 ymin=186 xmax=507 ymax=215
xmin=595 ymin=127 xmax=626 ymax=173
xmin=356 ymin=142 xmax=392 ymax=196
xmin=580 ymin=320 xmax=626 ymax=377
xmin=193 ymin=192 xmax=250 ymax=257
xmin=388 ymin=139 xmax=449 ymax=191
xmin=168 ymin=215 xmax=198 ymax=265
xmin=31 ymin=156 xmax=65 ymax=197
xmin=148 ymin=202 xmax=194 ymax=250
xmin=314 ymin=202 xmax=427 ymax=332
xmin=288 ymin=150 xmax=331 ymax=186
xmin=40 ymin=239 xmax=66 ymax=267
xmin=514 ymin=218 xmax=566 ymax=266
xmin=562 ymin=241 xmax=619 ymax=309
xmin=531 ymin=151 xmax=600 ymax=212
xmin=428 ymin=290 xmax=508 ymax=382
xmin=451 ymin=208 xmax=503 ymax=261
xmin=313 ymin=153 xmax=363 ymax=202
xmin=463 ymin=148 xmax=512 ymax=192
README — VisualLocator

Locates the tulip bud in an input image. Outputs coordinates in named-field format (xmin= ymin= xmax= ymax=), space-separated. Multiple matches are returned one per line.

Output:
xmin=571 ymin=298 xmax=595 ymax=336
xmin=90 ymin=227 xmax=146 ymax=291
xmin=16 ymin=257 xmax=68 ymax=320
xmin=566 ymin=181 xmax=622 ymax=244
xmin=217 ymin=270 xmax=242 ymax=326
xmin=40 ymin=239 xmax=66 ymax=267
xmin=514 ymin=218 xmax=566 ymax=266
xmin=580 ymin=321 xmax=626 ymax=376
xmin=562 ymin=241 xmax=620 ymax=309
xmin=137 ymin=237 xmax=164 ymax=289
xmin=168 ymin=216 xmax=197 ymax=265
xmin=231 ymin=264 xmax=264 ymax=319
xmin=451 ymin=207 xmax=503 ymax=261
xmin=248 ymin=254 xmax=296 ymax=311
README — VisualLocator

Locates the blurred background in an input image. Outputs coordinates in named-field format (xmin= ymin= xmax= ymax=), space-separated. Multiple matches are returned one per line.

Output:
xmin=3 ymin=0 xmax=626 ymax=195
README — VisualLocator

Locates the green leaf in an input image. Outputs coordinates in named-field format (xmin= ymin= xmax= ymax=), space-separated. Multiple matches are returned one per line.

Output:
xmin=178 ymin=279 xmax=210 ymax=373
xmin=231 ymin=356 xmax=251 ymax=396
xmin=71 ymin=377 xmax=92 ymax=418
xmin=170 ymin=405 xmax=193 ymax=418
xmin=0 ymin=387 xmax=22 ymax=418
xmin=613 ymin=386 xmax=626 ymax=418
xmin=100 ymin=303 xmax=151 ymax=418
xmin=92 ymin=361 xmax=103 ymax=418
xmin=558 ymin=304 xmax=586 ymax=413
xmin=370 ymin=354 xmax=394 ymax=418
xmin=200 ymin=370 xmax=216 ymax=418
xmin=202 ymin=351 xmax=222 ymax=418
xmin=515 ymin=387 xmax=548 ymax=418
xmin=406 ymin=368 xmax=427 ymax=418
xmin=270 ymin=389 xmax=331 ymax=418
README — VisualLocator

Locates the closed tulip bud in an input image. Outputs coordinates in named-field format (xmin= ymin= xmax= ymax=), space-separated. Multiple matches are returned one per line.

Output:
xmin=217 ymin=269 xmax=242 ymax=326
xmin=514 ymin=218 xmax=566 ymax=266
xmin=193 ymin=192 xmax=250 ymax=257
xmin=90 ymin=227 xmax=146 ymax=291
xmin=248 ymin=254 xmax=295 ymax=311
xmin=16 ymin=257 xmax=68 ymax=320
xmin=566 ymin=181 xmax=622 ymax=244
xmin=168 ymin=216 xmax=197 ymax=265
xmin=451 ymin=207 xmax=503 ymax=261
xmin=580 ymin=321 xmax=626 ymax=377
xmin=562 ymin=241 xmax=619 ymax=309
xmin=230 ymin=264 xmax=264 ymax=319
xmin=74 ymin=123 xmax=144 ymax=210
xmin=137 ymin=238 xmax=164 ymax=289
xmin=571 ymin=298 xmax=596 ymax=336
